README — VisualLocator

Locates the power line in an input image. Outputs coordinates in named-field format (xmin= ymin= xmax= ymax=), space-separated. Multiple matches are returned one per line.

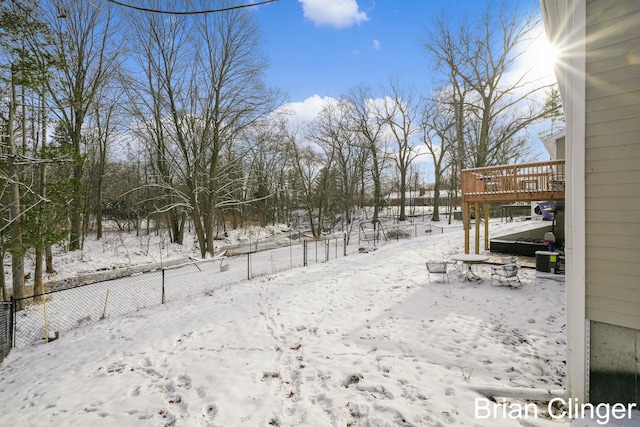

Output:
xmin=105 ymin=0 xmax=278 ymax=15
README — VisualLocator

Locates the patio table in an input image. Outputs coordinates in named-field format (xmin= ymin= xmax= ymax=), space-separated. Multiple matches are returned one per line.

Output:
xmin=451 ymin=254 xmax=489 ymax=281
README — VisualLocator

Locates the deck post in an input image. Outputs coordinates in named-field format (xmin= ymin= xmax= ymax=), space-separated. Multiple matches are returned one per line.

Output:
xmin=484 ymin=202 xmax=490 ymax=251
xmin=474 ymin=202 xmax=480 ymax=254
xmin=463 ymin=201 xmax=470 ymax=254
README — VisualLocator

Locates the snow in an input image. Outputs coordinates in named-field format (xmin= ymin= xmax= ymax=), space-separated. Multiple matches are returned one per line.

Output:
xmin=1 ymin=219 xmax=638 ymax=426
xmin=44 ymin=223 xmax=292 ymax=282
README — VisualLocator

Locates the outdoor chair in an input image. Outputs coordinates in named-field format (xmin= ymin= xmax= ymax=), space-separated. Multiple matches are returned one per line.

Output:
xmin=448 ymin=258 xmax=462 ymax=273
xmin=490 ymin=257 xmax=521 ymax=287
xmin=426 ymin=261 xmax=449 ymax=283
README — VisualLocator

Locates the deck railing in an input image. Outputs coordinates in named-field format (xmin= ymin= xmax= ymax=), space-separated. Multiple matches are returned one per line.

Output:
xmin=461 ymin=160 xmax=566 ymax=203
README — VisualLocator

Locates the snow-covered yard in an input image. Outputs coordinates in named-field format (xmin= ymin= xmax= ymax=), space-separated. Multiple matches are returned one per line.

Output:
xmin=0 ymin=220 xmax=637 ymax=426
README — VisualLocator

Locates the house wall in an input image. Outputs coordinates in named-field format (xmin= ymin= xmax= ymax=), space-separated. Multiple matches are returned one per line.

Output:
xmin=585 ymin=0 xmax=640 ymax=405
xmin=556 ymin=135 xmax=566 ymax=159
xmin=543 ymin=133 xmax=566 ymax=160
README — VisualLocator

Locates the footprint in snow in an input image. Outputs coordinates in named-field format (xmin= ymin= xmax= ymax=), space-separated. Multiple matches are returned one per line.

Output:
xmin=196 ymin=386 xmax=207 ymax=398
xmin=176 ymin=374 xmax=192 ymax=389
xmin=203 ymin=402 xmax=218 ymax=419
xmin=128 ymin=385 xmax=141 ymax=397
xmin=174 ymin=332 xmax=194 ymax=349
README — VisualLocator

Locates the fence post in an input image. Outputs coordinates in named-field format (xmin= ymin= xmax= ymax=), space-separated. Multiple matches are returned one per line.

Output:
xmin=343 ymin=234 xmax=347 ymax=256
xmin=325 ymin=239 xmax=329 ymax=262
xmin=270 ymin=250 xmax=274 ymax=275
xmin=10 ymin=296 xmax=15 ymax=348
xmin=303 ymin=240 xmax=307 ymax=266
xmin=161 ymin=268 xmax=166 ymax=304
xmin=247 ymin=252 xmax=251 ymax=280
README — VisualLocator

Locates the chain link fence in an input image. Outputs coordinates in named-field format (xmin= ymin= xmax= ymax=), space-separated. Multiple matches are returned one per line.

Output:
xmin=0 ymin=302 xmax=12 ymax=364
xmin=6 ymin=220 xmax=443 ymax=352
xmin=10 ymin=259 xmax=239 ymax=347
xmin=242 ymin=236 xmax=346 ymax=280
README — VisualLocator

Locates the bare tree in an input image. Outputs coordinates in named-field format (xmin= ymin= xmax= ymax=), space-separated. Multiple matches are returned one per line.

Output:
xmin=85 ymin=85 xmax=124 ymax=240
xmin=307 ymin=99 xmax=367 ymax=240
xmin=423 ymin=1 xmax=553 ymax=169
xmin=240 ymin=117 xmax=289 ymax=227
xmin=43 ymin=0 xmax=120 ymax=250
xmin=379 ymin=81 xmax=422 ymax=222
xmin=344 ymin=85 xmax=391 ymax=228
xmin=287 ymin=123 xmax=334 ymax=238
xmin=421 ymin=88 xmax=456 ymax=221
xmin=196 ymin=7 xmax=281 ymax=255
xmin=123 ymin=8 xmax=188 ymax=245
xmin=125 ymin=3 xmax=280 ymax=257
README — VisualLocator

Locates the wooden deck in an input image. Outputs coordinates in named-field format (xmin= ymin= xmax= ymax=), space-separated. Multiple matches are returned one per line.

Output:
xmin=462 ymin=160 xmax=565 ymax=203
xmin=461 ymin=160 xmax=565 ymax=253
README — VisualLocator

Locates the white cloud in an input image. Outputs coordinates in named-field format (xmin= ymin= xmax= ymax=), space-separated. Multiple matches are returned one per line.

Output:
xmin=298 ymin=0 xmax=368 ymax=28
xmin=277 ymin=94 xmax=338 ymax=124
xmin=372 ymin=39 xmax=380 ymax=50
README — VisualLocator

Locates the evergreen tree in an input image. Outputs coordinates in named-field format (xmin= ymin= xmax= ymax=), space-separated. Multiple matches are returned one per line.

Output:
xmin=538 ymin=86 xmax=565 ymax=140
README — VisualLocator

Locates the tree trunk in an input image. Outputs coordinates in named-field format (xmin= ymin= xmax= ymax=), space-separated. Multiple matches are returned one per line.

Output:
xmin=32 ymin=77 xmax=45 ymax=303
xmin=178 ymin=213 xmax=186 ymax=246
xmin=189 ymin=195 xmax=208 ymax=258
xmin=33 ymin=246 xmax=44 ymax=302
xmin=0 ymin=254 xmax=6 ymax=302
xmin=8 ymin=68 xmax=25 ymax=310
xmin=398 ymin=167 xmax=407 ymax=221
xmin=432 ymin=165 xmax=442 ymax=221
xmin=205 ymin=207 xmax=216 ymax=257
xmin=372 ymin=168 xmax=382 ymax=223
xmin=96 ymin=170 xmax=104 ymax=239
xmin=69 ymin=160 xmax=84 ymax=251
xmin=433 ymin=187 xmax=441 ymax=221
xmin=45 ymin=245 xmax=54 ymax=274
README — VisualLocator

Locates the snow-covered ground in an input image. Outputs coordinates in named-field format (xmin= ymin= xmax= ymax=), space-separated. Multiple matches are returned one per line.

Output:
xmin=40 ymin=223 xmax=297 ymax=282
xmin=1 ymin=219 xmax=638 ymax=426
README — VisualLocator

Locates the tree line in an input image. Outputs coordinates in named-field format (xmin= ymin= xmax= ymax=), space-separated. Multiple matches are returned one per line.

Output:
xmin=0 ymin=0 xmax=561 ymax=305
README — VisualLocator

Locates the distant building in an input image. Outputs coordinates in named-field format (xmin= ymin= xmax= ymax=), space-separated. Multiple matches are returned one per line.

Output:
xmin=385 ymin=187 xmax=460 ymax=208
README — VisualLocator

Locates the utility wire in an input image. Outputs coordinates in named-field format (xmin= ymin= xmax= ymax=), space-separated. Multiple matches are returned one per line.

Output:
xmin=105 ymin=0 xmax=278 ymax=15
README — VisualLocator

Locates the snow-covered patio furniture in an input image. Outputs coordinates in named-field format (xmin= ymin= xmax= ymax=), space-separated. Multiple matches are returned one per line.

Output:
xmin=490 ymin=257 xmax=521 ymax=287
xmin=448 ymin=258 xmax=462 ymax=273
xmin=450 ymin=254 xmax=489 ymax=281
xmin=426 ymin=261 xmax=449 ymax=283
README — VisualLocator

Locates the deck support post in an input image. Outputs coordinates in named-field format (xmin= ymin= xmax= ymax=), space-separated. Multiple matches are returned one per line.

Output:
xmin=474 ymin=202 xmax=480 ymax=254
xmin=463 ymin=201 xmax=470 ymax=254
xmin=484 ymin=202 xmax=490 ymax=251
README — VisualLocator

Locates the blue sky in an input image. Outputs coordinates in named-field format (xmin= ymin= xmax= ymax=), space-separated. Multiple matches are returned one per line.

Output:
xmin=255 ymin=0 xmax=548 ymax=103
xmin=250 ymin=0 xmax=556 ymax=179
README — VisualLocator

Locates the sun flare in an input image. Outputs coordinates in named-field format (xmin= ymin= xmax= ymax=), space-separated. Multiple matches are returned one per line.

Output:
xmin=528 ymin=32 xmax=559 ymax=78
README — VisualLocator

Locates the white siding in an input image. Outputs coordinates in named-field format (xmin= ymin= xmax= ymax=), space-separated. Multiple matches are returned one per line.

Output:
xmin=585 ymin=0 xmax=640 ymax=330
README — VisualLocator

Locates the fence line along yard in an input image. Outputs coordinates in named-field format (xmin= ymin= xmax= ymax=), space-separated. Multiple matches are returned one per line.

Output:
xmin=0 ymin=302 xmax=12 ymax=363
xmin=3 ymin=221 xmax=443 ymax=361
